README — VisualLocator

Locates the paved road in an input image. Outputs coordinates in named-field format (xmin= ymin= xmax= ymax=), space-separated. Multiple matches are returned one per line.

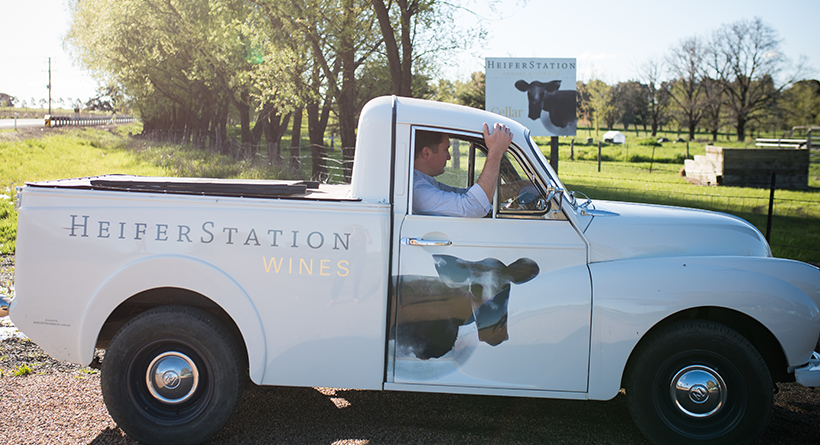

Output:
xmin=0 ymin=118 xmax=44 ymax=130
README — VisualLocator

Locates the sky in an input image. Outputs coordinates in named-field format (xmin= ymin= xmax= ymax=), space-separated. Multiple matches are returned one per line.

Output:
xmin=1 ymin=0 xmax=818 ymax=105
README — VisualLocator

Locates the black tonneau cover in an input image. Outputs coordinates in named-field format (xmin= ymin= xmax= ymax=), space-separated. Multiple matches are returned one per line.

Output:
xmin=25 ymin=175 xmax=339 ymax=200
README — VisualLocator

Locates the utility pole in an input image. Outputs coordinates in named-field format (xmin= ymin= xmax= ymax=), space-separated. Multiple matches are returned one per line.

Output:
xmin=47 ymin=57 xmax=52 ymax=116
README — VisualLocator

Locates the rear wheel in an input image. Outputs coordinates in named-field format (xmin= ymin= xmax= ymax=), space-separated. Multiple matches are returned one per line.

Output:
xmin=101 ymin=305 xmax=244 ymax=445
xmin=626 ymin=320 xmax=772 ymax=445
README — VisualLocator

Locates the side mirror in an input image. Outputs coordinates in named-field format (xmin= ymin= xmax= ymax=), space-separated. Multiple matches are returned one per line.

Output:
xmin=544 ymin=186 xmax=564 ymax=214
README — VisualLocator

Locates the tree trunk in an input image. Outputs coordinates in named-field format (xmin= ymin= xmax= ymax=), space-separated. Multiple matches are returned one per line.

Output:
xmin=399 ymin=0 xmax=413 ymax=96
xmin=290 ymin=108 xmax=303 ymax=175
xmin=371 ymin=0 xmax=414 ymax=96
xmin=371 ymin=0 xmax=403 ymax=95
xmin=266 ymin=111 xmax=291 ymax=167
xmin=234 ymin=89 xmax=253 ymax=159
xmin=307 ymin=101 xmax=330 ymax=182
xmin=736 ymin=117 xmax=747 ymax=142
xmin=338 ymin=6 xmax=357 ymax=183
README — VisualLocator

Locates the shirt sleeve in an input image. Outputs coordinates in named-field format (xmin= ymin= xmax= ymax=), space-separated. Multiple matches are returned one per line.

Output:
xmin=413 ymin=172 xmax=492 ymax=218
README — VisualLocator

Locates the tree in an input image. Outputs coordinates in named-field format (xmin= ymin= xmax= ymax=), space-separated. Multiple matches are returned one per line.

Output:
xmin=455 ymin=71 xmax=485 ymax=109
xmin=576 ymin=81 xmax=592 ymax=137
xmin=0 ymin=93 xmax=17 ymax=107
xmin=665 ymin=36 xmax=707 ymax=141
xmin=67 ymin=0 xmax=258 ymax=153
xmin=701 ymin=76 xmax=725 ymax=142
xmin=635 ymin=57 xmax=670 ymax=137
xmin=252 ymin=0 xmax=382 ymax=181
xmin=86 ymin=85 xmax=125 ymax=113
xmin=371 ymin=0 xmax=424 ymax=96
xmin=586 ymin=79 xmax=613 ymax=137
xmin=611 ymin=81 xmax=647 ymax=132
xmin=708 ymin=17 xmax=806 ymax=141
xmin=778 ymin=79 xmax=820 ymax=128
xmin=370 ymin=0 xmax=488 ymax=97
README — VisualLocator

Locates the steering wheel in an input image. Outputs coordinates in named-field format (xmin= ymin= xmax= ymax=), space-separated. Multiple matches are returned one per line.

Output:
xmin=517 ymin=186 xmax=551 ymax=211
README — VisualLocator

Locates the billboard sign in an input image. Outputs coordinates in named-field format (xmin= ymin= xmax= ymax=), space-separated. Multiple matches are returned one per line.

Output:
xmin=485 ymin=58 xmax=577 ymax=137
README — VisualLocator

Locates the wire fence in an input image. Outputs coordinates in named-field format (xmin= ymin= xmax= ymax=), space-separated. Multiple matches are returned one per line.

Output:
xmin=135 ymin=129 xmax=355 ymax=183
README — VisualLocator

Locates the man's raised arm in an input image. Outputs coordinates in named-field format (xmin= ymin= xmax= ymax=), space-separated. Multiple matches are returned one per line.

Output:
xmin=475 ymin=123 xmax=513 ymax=203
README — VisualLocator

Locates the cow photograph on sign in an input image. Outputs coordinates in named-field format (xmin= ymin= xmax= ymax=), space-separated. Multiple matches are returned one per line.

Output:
xmin=514 ymin=79 xmax=577 ymax=136
xmin=486 ymin=58 xmax=577 ymax=137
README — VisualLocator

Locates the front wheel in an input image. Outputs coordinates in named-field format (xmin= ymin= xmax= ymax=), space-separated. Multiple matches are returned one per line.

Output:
xmin=626 ymin=320 xmax=773 ymax=445
xmin=101 ymin=305 xmax=244 ymax=445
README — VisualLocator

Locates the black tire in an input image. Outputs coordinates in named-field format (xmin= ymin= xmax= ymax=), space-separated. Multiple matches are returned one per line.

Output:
xmin=625 ymin=320 xmax=773 ymax=445
xmin=101 ymin=305 xmax=244 ymax=445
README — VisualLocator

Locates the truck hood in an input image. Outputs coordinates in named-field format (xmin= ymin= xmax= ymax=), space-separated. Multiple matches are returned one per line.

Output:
xmin=582 ymin=201 xmax=771 ymax=263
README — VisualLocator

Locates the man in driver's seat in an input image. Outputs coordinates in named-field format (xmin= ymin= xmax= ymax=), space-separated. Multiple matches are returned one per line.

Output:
xmin=413 ymin=123 xmax=512 ymax=217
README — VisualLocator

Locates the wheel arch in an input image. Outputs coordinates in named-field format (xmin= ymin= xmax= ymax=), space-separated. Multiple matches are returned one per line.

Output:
xmin=78 ymin=255 xmax=266 ymax=383
xmin=622 ymin=306 xmax=791 ymax=389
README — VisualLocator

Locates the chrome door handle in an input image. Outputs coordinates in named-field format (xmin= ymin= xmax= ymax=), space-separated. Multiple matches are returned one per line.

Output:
xmin=401 ymin=237 xmax=452 ymax=247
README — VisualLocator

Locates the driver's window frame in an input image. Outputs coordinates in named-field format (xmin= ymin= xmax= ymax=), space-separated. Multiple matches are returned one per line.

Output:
xmin=408 ymin=126 xmax=564 ymax=220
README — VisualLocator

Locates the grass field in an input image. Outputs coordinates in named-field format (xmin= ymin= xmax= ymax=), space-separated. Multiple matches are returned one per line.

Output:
xmin=1 ymin=123 xmax=818 ymax=262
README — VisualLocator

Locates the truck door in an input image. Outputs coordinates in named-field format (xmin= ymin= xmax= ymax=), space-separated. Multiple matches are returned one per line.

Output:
xmin=392 ymin=128 xmax=591 ymax=392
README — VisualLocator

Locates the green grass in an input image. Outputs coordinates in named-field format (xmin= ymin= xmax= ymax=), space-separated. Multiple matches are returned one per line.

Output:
xmin=12 ymin=363 xmax=33 ymax=376
xmin=0 ymin=124 xmax=168 ymax=189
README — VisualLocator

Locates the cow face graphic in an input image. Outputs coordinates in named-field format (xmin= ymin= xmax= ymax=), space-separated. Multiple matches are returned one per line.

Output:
xmin=514 ymin=79 xmax=577 ymax=136
xmin=395 ymin=254 xmax=540 ymax=363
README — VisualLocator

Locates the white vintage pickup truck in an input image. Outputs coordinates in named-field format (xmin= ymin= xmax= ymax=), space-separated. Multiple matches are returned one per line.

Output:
xmin=5 ymin=96 xmax=820 ymax=445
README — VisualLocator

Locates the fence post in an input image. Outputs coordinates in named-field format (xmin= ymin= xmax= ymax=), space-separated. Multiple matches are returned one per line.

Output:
xmin=597 ymin=141 xmax=602 ymax=172
xmin=569 ymin=139 xmax=574 ymax=161
xmin=765 ymin=171 xmax=776 ymax=242
xmin=550 ymin=136 xmax=559 ymax=174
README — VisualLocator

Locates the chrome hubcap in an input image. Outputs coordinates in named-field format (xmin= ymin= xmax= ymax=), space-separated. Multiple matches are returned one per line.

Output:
xmin=146 ymin=351 xmax=199 ymax=404
xmin=670 ymin=365 xmax=727 ymax=418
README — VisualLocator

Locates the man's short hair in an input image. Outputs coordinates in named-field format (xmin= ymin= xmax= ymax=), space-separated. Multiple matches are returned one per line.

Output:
xmin=414 ymin=131 xmax=448 ymax=159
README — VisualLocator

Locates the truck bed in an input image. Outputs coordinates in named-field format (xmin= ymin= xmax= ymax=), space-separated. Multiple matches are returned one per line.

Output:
xmin=26 ymin=175 xmax=357 ymax=201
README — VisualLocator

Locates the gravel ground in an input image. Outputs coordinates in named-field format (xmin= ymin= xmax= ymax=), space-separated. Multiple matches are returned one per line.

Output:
xmin=2 ymin=253 xmax=820 ymax=444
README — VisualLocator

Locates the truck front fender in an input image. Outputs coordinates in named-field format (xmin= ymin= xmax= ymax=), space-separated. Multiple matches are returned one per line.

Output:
xmin=587 ymin=256 xmax=820 ymax=400
xmin=79 ymin=255 xmax=266 ymax=383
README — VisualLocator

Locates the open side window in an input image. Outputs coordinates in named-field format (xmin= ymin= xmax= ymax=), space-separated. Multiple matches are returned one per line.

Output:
xmin=409 ymin=127 xmax=565 ymax=220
